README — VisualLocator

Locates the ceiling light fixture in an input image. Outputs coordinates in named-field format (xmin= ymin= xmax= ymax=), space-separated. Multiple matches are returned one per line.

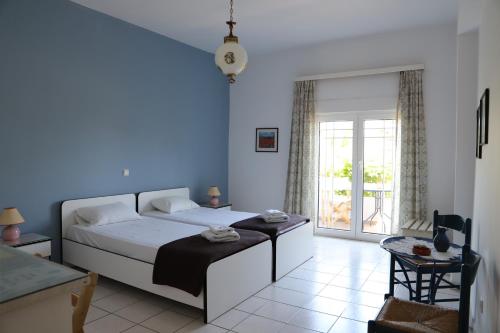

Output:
xmin=215 ymin=0 xmax=247 ymax=84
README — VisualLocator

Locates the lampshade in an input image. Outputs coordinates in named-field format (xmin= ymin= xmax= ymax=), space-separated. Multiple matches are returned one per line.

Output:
xmin=215 ymin=40 xmax=248 ymax=83
xmin=208 ymin=186 xmax=221 ymax=197
xmin=0 ymin=208 xmax=25 ymax=226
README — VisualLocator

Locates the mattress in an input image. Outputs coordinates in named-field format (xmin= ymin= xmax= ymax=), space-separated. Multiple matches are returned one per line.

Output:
xmin=142 ymin=207 xmax=258 ymax=227
xmin=65 ymin=217 xmax=208 ymax=263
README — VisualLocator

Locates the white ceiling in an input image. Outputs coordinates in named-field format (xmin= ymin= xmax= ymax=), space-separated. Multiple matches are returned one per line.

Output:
xmin=71 ymin=0 xmax=458 ymax=55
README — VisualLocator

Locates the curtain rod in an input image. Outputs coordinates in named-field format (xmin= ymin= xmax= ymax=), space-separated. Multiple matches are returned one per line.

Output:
xmin=295 ymin=64 xmax=424 ymax=82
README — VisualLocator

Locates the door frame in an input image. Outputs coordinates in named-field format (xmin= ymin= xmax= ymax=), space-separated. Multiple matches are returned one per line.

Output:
xmin=315 ymin=110 xmax=396 ymax=242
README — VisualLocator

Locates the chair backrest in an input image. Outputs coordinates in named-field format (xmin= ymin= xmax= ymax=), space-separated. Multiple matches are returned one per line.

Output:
xmin=458 ymin=249 xmax=481 ymax=333
xmin=433 ymin=210 xmax=472 ymax=245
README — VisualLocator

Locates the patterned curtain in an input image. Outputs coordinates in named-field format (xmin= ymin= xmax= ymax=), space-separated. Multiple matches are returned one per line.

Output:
xmin=284 ymin=80 xmax=317 ymax=219
xmin=396 ymin=70 xmax=428 ymax=233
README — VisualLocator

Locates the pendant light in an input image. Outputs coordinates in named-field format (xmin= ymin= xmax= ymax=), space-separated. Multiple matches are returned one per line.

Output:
xmin=215 ymin=0 xmax=247 ymax=83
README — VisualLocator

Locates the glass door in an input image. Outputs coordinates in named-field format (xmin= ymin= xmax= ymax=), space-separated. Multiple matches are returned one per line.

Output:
xmin=317 ymin=112 xmax=397 ymax=241
xmin=318 ymin=119 xmax=357 ymax=238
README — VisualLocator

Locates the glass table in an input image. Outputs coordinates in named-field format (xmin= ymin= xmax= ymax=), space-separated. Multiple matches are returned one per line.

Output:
xmin=380 ymin=236 xmax=465 ymax=304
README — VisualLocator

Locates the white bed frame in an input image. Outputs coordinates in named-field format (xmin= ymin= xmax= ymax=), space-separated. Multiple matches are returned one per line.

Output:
xmin=61 ymin=193 xmax=272 ymax=322
xmin=138 ymin=188 xmax=314 ymax=281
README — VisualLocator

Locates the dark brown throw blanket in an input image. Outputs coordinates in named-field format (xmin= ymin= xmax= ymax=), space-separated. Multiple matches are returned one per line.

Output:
xmin=231 ymin=214 xmax=310 ymax=281
xmin=153 ymin=228 xmax=269 ymax=296
xmin=230 ymin=214 xmax=310 ymax=240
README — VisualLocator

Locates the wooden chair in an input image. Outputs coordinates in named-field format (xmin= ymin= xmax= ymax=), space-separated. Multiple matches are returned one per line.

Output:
xmin=369 ymin=249 xmax=480 ymax=333
xmin=388 ymin=210 xmax=471 ymax=304
xmin=71 ymin=272 xmax=98 ymax=333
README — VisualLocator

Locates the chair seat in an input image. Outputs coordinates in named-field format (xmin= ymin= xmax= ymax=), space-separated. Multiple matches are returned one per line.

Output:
xmin=375 ymin=297 xmax=459 ymax=333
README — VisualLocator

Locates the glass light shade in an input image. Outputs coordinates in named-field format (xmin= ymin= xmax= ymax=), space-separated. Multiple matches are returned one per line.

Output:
xmin=215 ymin=40 xmax=248 ymax=82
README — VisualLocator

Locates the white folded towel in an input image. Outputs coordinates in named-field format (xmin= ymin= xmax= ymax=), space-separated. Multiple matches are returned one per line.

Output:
xmin=263 ymin=209 xmax=286 ymax=217
xmin=209 ymin=225 xmax=235 ymax=235
xmin=201 ymin=230 xmax=240 ymax=242
xmin=262 ymin=209 xmax=289 ymax=223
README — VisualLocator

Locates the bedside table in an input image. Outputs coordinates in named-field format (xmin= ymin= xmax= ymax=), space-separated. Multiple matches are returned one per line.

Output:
xmin=0 ymin=233 xmax=52 ymax=258
xmin=200 ymin=202 xmax=232 ymax=211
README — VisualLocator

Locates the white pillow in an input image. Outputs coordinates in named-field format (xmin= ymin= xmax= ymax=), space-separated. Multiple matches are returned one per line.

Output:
xmin=75 ymin=202 xmax=141 ymax=226
xmin=151 ymin=196 xmax=199 ymax=213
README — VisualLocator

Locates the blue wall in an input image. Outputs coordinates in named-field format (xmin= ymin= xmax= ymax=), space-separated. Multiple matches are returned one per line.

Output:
xmin=0 ymin=0 xmax=229 ymax=260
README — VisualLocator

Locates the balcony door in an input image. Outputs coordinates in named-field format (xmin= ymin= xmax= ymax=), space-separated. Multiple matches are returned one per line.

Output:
xmin=317 ymin=111 xmax=397 ymax=241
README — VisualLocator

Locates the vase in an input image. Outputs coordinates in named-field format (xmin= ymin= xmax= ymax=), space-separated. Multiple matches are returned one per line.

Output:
xmin=433 ymin=226 xmax=450 ymax=252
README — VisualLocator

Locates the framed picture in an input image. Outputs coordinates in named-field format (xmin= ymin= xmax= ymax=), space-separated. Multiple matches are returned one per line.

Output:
xmin=480 ymin=88 xmax=490 ymax=145
xmin=476 ymin=105 xmax=482 ymax=159
xmin=255 ymin=128 xmax=279 ymax=152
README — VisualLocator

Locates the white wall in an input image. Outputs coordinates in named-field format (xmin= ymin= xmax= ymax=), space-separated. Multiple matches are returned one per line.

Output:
xmin=471 ymin=0 xmax=500 ymax=331
xmin=454 ymin=30 xmax=478 ymax=221
xmin=229 ymin=23 xmax=458 ymax=220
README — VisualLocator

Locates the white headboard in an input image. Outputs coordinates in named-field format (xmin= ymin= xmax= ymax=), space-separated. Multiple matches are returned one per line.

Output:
xmin=61 ymin=194 xmax=136 ymax=237
xmin=137 ymin=187 xmax=190 ymax=214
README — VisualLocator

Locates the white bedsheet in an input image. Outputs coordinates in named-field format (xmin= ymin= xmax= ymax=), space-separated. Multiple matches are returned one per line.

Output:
xmin=65 ymin=217 xmax=208 ymax=263
xmin=143 ymin=207 xmax=258 ymax=228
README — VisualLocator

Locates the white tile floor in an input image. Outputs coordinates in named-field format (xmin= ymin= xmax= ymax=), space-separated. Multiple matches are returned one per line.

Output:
xmin=82 ymin=236 xmax=459 ymax=333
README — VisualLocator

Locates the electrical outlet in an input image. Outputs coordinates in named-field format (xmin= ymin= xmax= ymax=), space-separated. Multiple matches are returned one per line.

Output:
xmin=122 ymin=169 xmax=130 ymax=177
xmin=479 ymin=299 xmax=484 ymax=314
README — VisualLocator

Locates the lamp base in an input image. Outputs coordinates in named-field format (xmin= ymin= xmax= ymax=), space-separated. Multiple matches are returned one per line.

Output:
xmin=210 ymin=197 xmax=220 ymax=207
xmin=2 ymin=225 xmax=20 ymax=241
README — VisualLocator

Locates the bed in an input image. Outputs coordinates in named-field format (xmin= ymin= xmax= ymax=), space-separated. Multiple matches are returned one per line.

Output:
xmin=138 ymin=188 xmax=314 ymax=281
xmin=61 ymin=194 xmax=272 ymax=322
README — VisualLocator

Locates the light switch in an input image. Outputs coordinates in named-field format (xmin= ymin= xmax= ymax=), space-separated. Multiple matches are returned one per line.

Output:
xmin=122 ymin=169 xmax=130 ymax=177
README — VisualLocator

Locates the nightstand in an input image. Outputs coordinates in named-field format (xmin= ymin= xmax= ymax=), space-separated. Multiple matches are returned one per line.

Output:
xmin=200 ymin=202 xmax=232 ymax=211
xmin=0 ymin=233 xmax=52 ymax=258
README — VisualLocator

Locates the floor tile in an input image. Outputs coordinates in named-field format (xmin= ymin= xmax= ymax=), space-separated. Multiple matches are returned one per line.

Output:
xmin=85 ymin=305 xmax=109 ymax=324
xmin=340 ymin=303 xmax=380 ymax=322
xmin=274 ymin=276 xmax=326 ymax=294
xmin=328 ymin=318 xmax=367 ymax=333
xmin=142 ymin=309 xmax=195 ymax=333
xmin=91 ymin=284 xmax=121 ymax=302
xmin=278 ymin=324 xmax=317 ymax=333
xmin=367 ymin=271 xmax=390 ymax=283
xmin=233 ymin=315 xmax=285 ymax=333
xmin=360 ymin=280 xmax=389 ymax=294
xmin=115 ymin=299 xmax=167 ymax=323
xmin=123 ymin=325 xmax=158 ymax=333
xmin=211 ymin=309 xmax=250 ymax=329
xmin=303 ymin=296 xmax=348 ymax=316
xmin=329 ymin=275 xmax=367 ymax=290
xmin=235 ymin=296 xmax=270 ymax=313
xmin=256 ymin=286 xmax=314 ymax=307
xmin=351 ymin=291 xmax=385 ymax=308
xmin=178 ymin=320 xmax=228 ymax=333
xmin=83 ymin=314 xmax=135 ymax=333
xmin=254 ymin=300 xmax=300 ymax=322
xmin=288 ymin=308 xmax=338 ymax=333
xmin=299 ymin=261 xmax=344 ymax=275
xmin=319 ymin=285 xmax=358 ymax=302
xmin=93 ymin=291 xmax=142 ymax=312
xmin=288 ymin=268 xmax=335 ymax=284
xmin=169 ymin=302 xmax=204 ymax=319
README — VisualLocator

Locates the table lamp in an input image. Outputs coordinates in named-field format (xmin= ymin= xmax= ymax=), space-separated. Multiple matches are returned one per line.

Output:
xmin=208 ymin=186 xmax=221 ymax=207
xmin=0 ymin=207 xmax=24 ymax=241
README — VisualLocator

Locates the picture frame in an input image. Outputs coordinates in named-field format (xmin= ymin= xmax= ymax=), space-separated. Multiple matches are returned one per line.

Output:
xmin=480 ymin=88 xmax=490 ymax=145
xmin=476 ymin=105 xmax=482 ymax=159
xmin=255 ymin=128 xmax=279 ymax=152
